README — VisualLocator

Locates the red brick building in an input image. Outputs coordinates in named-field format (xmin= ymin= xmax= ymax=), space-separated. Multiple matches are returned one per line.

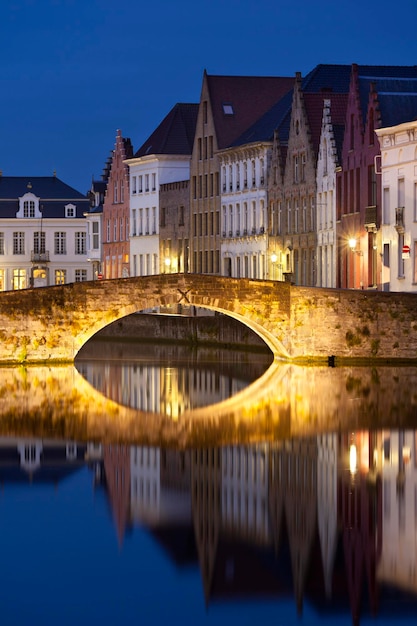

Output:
xmin=336 ymin=64 xmax=417 ymax=289
xmin=102 ymin=130 xmax=133 ymax=279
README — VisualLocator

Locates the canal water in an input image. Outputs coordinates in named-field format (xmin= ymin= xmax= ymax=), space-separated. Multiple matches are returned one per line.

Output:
xmin=0 ymin=339 xmax=417 ymax=625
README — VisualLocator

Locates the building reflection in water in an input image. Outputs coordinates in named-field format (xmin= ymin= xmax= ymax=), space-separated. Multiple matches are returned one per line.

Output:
xmin=2 ymin=431 xmax=417 ymax=624
xmin=76 ymin=343 xmax=272 ymax=416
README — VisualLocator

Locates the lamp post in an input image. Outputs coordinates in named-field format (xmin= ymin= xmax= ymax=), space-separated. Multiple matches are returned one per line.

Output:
xmin=271 ymin=253 xmax=277 ymax=280
xmin=348 ymin=238 xmax=363 ymax=289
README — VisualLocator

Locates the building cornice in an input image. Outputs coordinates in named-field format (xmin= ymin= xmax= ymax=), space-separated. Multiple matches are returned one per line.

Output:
xmin=124 ymin=154 xmax=191 ymax=167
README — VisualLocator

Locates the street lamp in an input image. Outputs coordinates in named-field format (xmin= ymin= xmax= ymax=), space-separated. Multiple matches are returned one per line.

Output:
xmin=271 ymin=253 xmax=277 ymax=280
xmin=164 ymin=257 xmax=171 ymax=273
xmin=348 ymin=238 xmax=363 ymax=289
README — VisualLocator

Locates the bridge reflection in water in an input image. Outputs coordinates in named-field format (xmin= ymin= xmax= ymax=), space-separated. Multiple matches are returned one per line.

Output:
xmin=0 ymin=354 xmax=416 ymax=445
xmin=0 ymin=430 xmax=415 ymax=625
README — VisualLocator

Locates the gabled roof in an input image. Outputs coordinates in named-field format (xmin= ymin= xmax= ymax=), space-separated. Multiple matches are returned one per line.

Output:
xmin=232 ymin=64 xmax=352 ymax=148
xmin=206 ymin=74 xmax=294 ymax=150
xmin=134 ymin=103 xmax=199 ymax=158
xmin=304 ymin=92 xmax=349 ymax=156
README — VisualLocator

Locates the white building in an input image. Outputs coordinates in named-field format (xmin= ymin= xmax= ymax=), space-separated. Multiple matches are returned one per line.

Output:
xmin=126 ymin=103 xmax=198 ymax=277
xmin=218 ymin=145 xmax=269 ymax=278
xmin=0 ymin=174 xmax=91 ymax=290
xmin=375 ymin=119 xmax=417 ymax=291
xmin=84 ymin=177 xmax=106 ymax=279
xmin=221 ymin=443 xmax=270 ymax=543
xmin=378 ymin=430 xmax=417 ymax=593
xmin=130 ymin=446 xmax=191 ymax=526
xmin=316 ymin=98 xmax=347 ymax=288
xmin=316 ymin=433 xmax=338 ymax=598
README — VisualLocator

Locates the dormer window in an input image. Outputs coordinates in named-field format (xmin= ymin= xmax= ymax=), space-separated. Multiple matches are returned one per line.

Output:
xmin=65 ymin=203 xmax=76 ymax=218
xmin=17 ymin=192 xmax=41 ymax=218
xmin=24 ymin=200 xmax=35 ymax=217
xmin=222 ymin=103 xmax=234 ymax=115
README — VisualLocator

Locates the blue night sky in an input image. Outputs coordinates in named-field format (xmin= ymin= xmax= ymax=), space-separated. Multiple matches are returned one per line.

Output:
xmin=1 ymin=0 xmax=416 ymax=195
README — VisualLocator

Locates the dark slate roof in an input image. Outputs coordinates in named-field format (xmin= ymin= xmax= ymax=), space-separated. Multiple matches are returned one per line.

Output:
xmin=232 ymin=64 xmax=352 ymax=148
xmin=134 ymin=103 xmax=199 ymax=158
xmin=378 ymin=93 xmax=417 ymax=126
xmin=207 ymin=74 xmax=294 ymax=150
xmin=85 ymin=204 xmax=103 ymax=215
xmin=0 ymin=175 xmax=90 ymax=218
xmin=365 ymin=76 xmax=417 ymax=126
xmin=0 ymin=175 xmax=88 ymax=200
xmin=301 ymin=63 xmax=352 ymax=94
xmin=92 ymin=180 xmax=107 ymax=194
xmin=357 ymin=68 xmax=417 ymax=123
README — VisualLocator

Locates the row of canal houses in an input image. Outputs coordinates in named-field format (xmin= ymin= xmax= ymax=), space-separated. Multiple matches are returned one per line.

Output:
xmin=94 ymin=61 xmax=417 ymax=292
xmin=0 ymin=62 xmax=416 ymax=292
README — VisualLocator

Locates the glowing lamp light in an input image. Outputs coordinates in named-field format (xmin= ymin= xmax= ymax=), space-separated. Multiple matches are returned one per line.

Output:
xmin=349 ymin=444 xmax=357 ymax=474
xmin=271 ymin=253 xmax=277 ymax=264
xmin=348 ymin=238 xmax=357 ymax=251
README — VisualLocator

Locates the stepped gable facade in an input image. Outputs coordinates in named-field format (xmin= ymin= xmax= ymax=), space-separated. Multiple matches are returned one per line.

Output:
xmin=336 ymin=64 xmax=417 ymax=289
xmin=102 ymin=129 xmax=134 ymax=279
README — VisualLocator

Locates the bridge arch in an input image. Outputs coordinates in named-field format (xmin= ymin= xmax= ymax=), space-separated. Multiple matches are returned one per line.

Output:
xmin=0 ymin=274 xmax=292 ymax=363
xmin=1 ymin=273 xmax=417 ymax=364
xmin=73 ymin=274 xmax=291 ymax=360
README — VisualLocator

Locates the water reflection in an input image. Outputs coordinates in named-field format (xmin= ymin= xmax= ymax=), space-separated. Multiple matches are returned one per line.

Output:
xmin=1 ymin=432 xmax=417 ymax=624
xmin=76 ymin=340 xmax=272 ymax=414
xmin=1 ymin=357 xmax=417 ymax=447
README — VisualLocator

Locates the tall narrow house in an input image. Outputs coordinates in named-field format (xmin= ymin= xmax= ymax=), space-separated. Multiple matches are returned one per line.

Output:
xmin=102 ymin=130 xmax=133 ymax=279
xmin=190 ymin=71 xmax=294 ymax=274
xmin=127 ymin=103 xmax=198 ymax=277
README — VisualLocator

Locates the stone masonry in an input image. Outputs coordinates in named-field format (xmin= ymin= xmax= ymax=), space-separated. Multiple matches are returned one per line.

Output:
xmin=0 ymin=274 xmax=417 ymax=363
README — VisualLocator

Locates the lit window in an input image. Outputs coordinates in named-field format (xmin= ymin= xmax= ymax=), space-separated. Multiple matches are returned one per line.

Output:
xmin=55 ymin=269 xmax=66 ymax=284
xmin=12 ymin=268 xmax=26 ymax=289
xmin=222 ymin=103 xmax=234 ymax=115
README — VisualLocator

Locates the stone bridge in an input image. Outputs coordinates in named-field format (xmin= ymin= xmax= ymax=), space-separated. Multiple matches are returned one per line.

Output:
xmin=0 ymin=274 xmax=417 ymax=364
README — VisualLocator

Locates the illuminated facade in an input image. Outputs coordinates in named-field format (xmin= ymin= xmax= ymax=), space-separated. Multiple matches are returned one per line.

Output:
xmin=0 ymin=174 xmax=91 ymax=290
xmin=127 ymin=103 xmax=198 ymax=278
xmin=102 ymin=130 xmax=133 ymax=279
xmin=375 ymin=119 xmax=417 ymax=291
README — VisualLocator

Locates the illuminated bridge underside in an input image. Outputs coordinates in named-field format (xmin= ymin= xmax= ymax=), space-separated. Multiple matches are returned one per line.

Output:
xmin=0 ymin=274 xmax=417 ymax=363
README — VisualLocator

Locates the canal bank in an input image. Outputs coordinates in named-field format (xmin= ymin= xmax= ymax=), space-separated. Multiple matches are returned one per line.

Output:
xmin=93 ymin=311 xmax=270 ymax=352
